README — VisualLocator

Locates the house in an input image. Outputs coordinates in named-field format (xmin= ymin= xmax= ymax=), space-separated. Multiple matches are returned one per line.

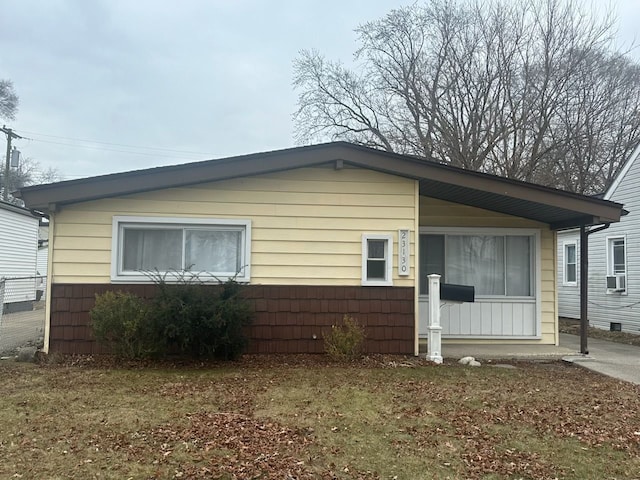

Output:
xmin=36 ymin=219 xmax=49 ymax=300
xmin=0 ymin=200 xmax=40 ymax=313
xmin=16 ymin=142 xmax=624 ymax=355
xmin=558 ymin=144 xmax=639 ymax=333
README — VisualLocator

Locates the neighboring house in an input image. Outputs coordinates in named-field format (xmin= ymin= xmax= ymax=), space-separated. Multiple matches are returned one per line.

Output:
xmin=17 ymin=142 xmax=623 ymax=355
xmin=557 ymin=229 xmax=581 ymax=320
xmin=36 ymin=220 xmax=49 ymax=300
xmin=558 ymin=144 xmax=640 ymax=333
xmin=0 ymin=200 xmax=40 ymax=313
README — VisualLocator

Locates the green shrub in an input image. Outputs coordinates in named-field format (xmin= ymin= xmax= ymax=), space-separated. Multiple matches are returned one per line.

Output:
xmin=90 ymin=275 xmax=254 ymax=361
xmin=323 ymin=314 xmax=366 ymax=361
xmin=90 ymin=291 xmax=151 ymax=359
xmin=211 ymin=280 xmax=255 ymax=360
xmin=150 ymin=278 xmax=254 ymax=360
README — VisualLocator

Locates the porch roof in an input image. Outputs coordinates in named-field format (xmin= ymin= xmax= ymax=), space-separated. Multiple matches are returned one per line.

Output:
xmin=16 ymin=142 xmax=623 ymax=230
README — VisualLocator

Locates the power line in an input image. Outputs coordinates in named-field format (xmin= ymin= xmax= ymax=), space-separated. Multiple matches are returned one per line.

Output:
xmin=26 ymin=137 xmax=211 ymax=160
xmin=18 ymin=129 xmax=218 ymax=156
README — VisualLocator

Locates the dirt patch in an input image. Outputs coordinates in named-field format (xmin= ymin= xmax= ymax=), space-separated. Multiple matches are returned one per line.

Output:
xmin=559 ymin=317 xmax=640 ymax=346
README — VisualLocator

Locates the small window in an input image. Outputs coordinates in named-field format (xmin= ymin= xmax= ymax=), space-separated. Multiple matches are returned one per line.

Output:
xmin=362 ymin=234 xmax=393 ymax=286
xmin=563 ymin=242 xmax=577 ymax=286
xmin=112 ymin=216 xmax=251 ymax=282
xmin=606 ymin=236 xmax=626 ymax=293
xmin=610 ymin=238 xmax=626 ymax=274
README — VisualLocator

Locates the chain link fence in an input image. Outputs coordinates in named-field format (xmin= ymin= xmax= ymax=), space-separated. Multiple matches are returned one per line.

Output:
xmin=0 ymin=276 xmax=46 ymax=356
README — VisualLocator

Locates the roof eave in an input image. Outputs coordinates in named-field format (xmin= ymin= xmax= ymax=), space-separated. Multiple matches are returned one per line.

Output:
xmin=16 ymin=142 xmax=625 ymax=228
xmin=18 ymin=143 xmax=379 ymax=211
xmin=549 ymin=216 xmax=619 ymax=231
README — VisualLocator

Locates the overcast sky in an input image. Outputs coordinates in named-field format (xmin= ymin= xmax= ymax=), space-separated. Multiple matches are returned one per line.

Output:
xmin=1 ymin=0 xmax=639 ymax=181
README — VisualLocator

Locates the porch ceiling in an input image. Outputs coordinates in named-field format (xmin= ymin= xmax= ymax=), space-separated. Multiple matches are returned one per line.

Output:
xmin=418 ymin=179 xmax=603 ymax=230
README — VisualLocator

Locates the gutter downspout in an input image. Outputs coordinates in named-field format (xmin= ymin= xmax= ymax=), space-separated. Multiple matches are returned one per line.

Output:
xmin=579 ymin=223 xmax=610 ymax=354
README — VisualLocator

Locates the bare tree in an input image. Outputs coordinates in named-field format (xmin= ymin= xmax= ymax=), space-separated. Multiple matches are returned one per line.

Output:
xmin=0 ymin=79 xmax=18 ymax=121
xmin=0 ymin=80 xmax=62 ymax=204
xmin=0 ymin=157 xmax=62 ymax=205
xmin=293 ymin=0 xmax=640 ymax=194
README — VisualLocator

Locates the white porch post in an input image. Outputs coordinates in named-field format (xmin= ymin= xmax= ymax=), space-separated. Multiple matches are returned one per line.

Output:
xmin=427 ymin=274 xmax=443 ymax=364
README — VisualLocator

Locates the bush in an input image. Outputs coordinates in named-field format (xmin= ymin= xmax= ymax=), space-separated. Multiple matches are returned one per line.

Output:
xmin=90 ymin=291 xmax=151 ymax=359
xmin=149 ymin=278 xmax=254 ymax=360
xmin=90 ymin=278 xmax=254 ymax=361
xmin=323 ymin=314 xmax=366 ymax=361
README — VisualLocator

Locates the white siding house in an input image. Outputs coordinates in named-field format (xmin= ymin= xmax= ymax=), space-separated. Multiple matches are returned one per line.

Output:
xmin=36 ymin=245 xmax=48 ymax=278
xmin=557 ymin=229 xmax=581 ymax=319
xmin=0 ymin=201 xmax=40 ymax=311
xmin=558 ymin=144 xmax=640 ymax=333
xmin=36 ymin=221 xmax=49 ymax=300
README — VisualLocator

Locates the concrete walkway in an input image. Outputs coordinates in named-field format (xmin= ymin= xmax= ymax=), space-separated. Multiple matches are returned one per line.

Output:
xmin=559 ymin=333 xmax=640 ymax=386
xmin=441 ymin=340 xmax=574 ymax=360
xmin=440 ymin=334 xmax=640 ymax=386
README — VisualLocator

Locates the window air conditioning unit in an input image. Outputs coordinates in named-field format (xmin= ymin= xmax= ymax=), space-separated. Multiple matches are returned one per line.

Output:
xmin=606 ymin=274 xmax=626 ymax=292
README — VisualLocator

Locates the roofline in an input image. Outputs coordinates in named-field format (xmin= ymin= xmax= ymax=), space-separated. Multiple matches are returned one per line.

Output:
xmin=16 ymin=142 xmax=348 ymax=207
xmin=0 ymin=199 xmax=41 ymax=219
xmin=15 ymin=141 xmax=623 ymax=227
xmin=17 ymin=142 xmax=346 ymax=192
xmin=18 ymin=140 xmax=621 ymax=204
xmin=604 ymin=142 xmax=640 ymax=201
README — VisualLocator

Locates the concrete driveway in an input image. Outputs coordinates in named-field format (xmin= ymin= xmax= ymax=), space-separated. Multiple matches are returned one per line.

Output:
xmin=0 ymin=308 xmax=45 ymax=356
xmin=560 ymin=333 xmax=640 ymax=386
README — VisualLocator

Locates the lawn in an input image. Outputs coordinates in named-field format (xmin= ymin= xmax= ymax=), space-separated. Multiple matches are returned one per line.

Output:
xmin=1 ymin=356 xmax=639 ymax=479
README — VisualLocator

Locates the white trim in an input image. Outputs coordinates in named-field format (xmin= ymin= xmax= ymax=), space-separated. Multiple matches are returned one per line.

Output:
xmin=534 ymin=229 xmax=542 ymax=337
xmin=605 ymin=234 xmax=627 ymax=295
xmin=110 ymin=216 xmax=252 ymax=283
xmin=43 ymin=214 xmax=55 ymax=354
xmin=562 ymin=241 xmax=578 ymax=286
xmin=361 ymin=233 xmax=393 ymax=287
xmin=418 ymin=226 xmax=540 ymax=299
xmin=441 ymin=335 xmax=543 ymax=340
xmin=604 ymin=142 xmax=640 ymax=200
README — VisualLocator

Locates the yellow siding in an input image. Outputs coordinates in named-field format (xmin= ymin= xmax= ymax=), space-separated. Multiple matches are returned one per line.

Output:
xmin=420 ymin=197 xmax=550 ymax=228
xmin=51 ymin=166 xmax=417 ymax=286
xmin=420 ymin=197 xmax=557 ymax=344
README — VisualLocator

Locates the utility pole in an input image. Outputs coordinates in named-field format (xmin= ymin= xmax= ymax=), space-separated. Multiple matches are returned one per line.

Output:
xmin=1 ymin=126 xmax=23 ymax=201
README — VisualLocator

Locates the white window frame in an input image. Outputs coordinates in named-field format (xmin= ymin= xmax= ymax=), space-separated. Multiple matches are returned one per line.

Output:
xmin=111 ymin=216 xmax=251 ymax=283
xmin=606 ymin=235 xmax=627 ymax=295
xmin=361 ymin=233 xmax=393 ymax=286
xmin=418 ymin=227 xmax=542 ymax=340
xmin=418 ymin=227 xmax=541 ymax=300
xmin=563 ymin=241 xmax=578 ymax=286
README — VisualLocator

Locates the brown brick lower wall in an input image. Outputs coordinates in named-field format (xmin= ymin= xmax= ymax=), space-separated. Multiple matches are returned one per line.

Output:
xmin=49 ymin=284 xmax=415 ymax=355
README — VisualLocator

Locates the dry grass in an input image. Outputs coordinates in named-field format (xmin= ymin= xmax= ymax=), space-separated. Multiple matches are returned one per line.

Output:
xmin=559 ymin=317 xmax=640 ymax=347
xmin=1 ymin=355 xmax=639 ymax=479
